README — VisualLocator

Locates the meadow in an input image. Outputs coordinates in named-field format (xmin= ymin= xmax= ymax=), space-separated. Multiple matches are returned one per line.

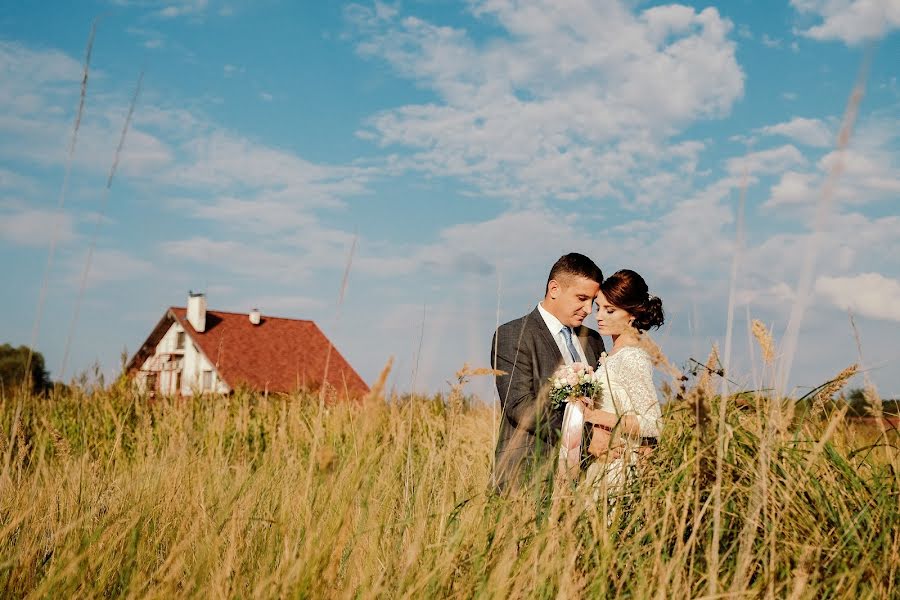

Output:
xmin=1 ymin=350 xmax=898 ymax=599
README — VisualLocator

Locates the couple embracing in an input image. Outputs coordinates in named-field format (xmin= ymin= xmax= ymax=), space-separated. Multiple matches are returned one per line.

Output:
xmin=490 ymin=253 xmax=664 ymax=496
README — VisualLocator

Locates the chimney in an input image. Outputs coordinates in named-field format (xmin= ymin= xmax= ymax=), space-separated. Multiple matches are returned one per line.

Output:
xmin=249 ymin=308 xmax=261 ymax=325
xmin=187 ymin=292 xmax=207 ymax=332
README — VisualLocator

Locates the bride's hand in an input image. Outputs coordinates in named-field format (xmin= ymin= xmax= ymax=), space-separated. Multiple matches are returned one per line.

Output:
xmin=587 ymin=425 xmax=610 ymax=457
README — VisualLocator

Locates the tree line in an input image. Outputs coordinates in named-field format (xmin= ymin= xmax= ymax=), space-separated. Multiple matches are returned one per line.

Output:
xmin=0 ymin=344 xmax=51 ymax=393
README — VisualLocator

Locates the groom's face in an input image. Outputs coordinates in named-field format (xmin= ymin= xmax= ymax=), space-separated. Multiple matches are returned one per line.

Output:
xmin=547 ymin=275 xmax=600 ymax=328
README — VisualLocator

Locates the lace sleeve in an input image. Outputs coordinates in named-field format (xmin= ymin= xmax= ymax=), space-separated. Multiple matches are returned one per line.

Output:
xmin=616 ymin=348 xmax=662 ymax=438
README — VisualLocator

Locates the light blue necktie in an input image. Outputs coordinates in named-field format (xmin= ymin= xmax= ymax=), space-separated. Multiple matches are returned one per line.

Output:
xmin=560 ymin=327 xmax=580 ymax=363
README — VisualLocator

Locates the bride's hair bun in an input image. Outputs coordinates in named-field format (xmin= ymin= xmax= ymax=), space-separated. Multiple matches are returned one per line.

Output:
xmin=600 ymin=269 xmax=665 ymax=331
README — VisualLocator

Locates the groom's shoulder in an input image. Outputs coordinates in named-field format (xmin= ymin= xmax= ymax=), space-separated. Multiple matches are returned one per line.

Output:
xmin=498 ymin=308 xmax=539 ymax=330
xmin=495 ymin=309 xmax=540 ymax=338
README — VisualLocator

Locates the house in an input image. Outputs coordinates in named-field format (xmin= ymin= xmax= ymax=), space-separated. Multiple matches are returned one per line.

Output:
xmin=126 ymin=292 xmax=369 ymax=397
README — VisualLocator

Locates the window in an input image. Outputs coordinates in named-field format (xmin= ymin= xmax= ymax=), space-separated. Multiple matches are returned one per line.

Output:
xmin=201 ymin=370 xmax=213 ymax=391
xmin=145 ymin=373 xmax=158 ymax=393
xmin=175 ymin=371 xmax=182 ymax=394
xmin=176 ymin=331 xmax=185 ymax=350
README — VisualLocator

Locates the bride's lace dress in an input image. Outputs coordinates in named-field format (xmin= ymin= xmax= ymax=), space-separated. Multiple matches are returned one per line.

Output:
xmin=585 ymin=345 xmax=662 ymax=494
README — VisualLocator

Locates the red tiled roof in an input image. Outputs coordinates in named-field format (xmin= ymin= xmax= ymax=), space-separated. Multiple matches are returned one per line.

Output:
xmin=169 ymin=307 xmax=369 ymax=397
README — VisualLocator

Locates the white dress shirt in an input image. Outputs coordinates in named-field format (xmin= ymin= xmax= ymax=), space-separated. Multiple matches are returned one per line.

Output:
xmin=537 ymin=302 xmax=588 ymax=365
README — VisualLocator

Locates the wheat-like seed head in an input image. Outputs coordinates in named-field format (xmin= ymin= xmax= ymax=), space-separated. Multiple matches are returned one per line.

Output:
xmin=813 ymin=363 xmax=859 ymax=410
xmin=638 ymin=335 xmax=684 ymax=383
xmin=46 ymin=422 xmax=72 ymax=463
xmin=751 ymin=320 xmax=775 ymax=364
xmin=366 ymin=356 xmax=393 ymax=403
xmin=697 ymin=345 xmax=720 ymax=395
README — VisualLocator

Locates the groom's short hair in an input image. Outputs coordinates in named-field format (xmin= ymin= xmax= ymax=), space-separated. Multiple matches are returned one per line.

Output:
xmin=546 ymin=253 xmax=603 ymax=293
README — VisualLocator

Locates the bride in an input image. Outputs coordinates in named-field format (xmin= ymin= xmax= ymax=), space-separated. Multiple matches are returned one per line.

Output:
xmin=581 ymin=269 xmax=665 ymax=497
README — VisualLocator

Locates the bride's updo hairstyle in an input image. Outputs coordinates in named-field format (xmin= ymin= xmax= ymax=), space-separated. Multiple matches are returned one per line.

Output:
xmin=600 ymin=269 xmax=665 ymax=331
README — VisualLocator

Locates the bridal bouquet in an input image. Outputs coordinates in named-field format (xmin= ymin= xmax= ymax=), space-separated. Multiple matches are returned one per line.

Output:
xmin=549 ymin=362 xmax=603 ymax=410
xmin=551 ymin=362 xmax=604 ymax=476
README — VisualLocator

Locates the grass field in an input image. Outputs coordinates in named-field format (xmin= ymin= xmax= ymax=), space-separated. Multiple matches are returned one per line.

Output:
xmin=1 ymin=359 xmax=898 ymax=599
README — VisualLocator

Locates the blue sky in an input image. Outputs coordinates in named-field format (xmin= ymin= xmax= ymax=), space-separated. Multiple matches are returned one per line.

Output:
xmin=1 ymin=0 xmax=898 ymax=400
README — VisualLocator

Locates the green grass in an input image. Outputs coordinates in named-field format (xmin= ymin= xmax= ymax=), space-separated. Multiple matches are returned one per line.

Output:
xmin=1 ymin=377 xmax=898 ymax=598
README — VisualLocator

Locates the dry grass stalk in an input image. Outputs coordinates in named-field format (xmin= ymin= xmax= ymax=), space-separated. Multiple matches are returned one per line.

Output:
xmin=863 ymin=384 xmax=882 ymax=418
xmin=777 ymin=56 xmax=869 ymax=396
xmin=46 ymin=421 xmax=72 ymax=463
xmin=638 ymin=335 xmax=686 ymax=385
xmin=366 ymin=357 xmax=394 ymax=403
xmin=787 ymin=546 xmax=816 ymax=600
xmin=751 ymin=320 xmax=775 ymax=365
xmin=27 ymin=19 xmax=98 ymax=382
xmin=699 ymin=345 xmax=720 ymax=396
xmin=812 ymin=363 xmax=858 ymax=411
xmin=449 ymin=363 xmax=505 ymax=405
xmin=61 ymin=69 xmax=145 ymax=379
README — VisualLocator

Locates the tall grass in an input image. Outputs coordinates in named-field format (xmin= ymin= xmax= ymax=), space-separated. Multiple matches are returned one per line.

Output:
xmin=1 ymin=370 xmax=898 ymax=598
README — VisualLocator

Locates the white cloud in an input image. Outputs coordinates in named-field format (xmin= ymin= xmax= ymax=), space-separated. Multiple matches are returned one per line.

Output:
xmin=0 ymin=42 xmax=175 ymax=175
xmin=0 ymin=207 xmax=75 ymax=246
xmin=726 ymin=144 xmax=806 ymax=176
xmin=764 ymin=117 xmax=900 ymax=208
xmin=0 ymin=41 xmax=82 ymax=87
xmin=126 ymin=27 xmax=166 ymax=50
xmin=159 ymin=129 xmax=370 ymax=203
xmin=259 ymin=91 xmax=273 ymax=102
xmin=235 ymin=294 xmax=325 ymax=316
xmin=65 ymin=248 xmax=155 ymax=287
xmin=160 ymin=236 xmax=349 ymax=284
xmin=820 ymin=149 xmax=900 ymax=191
xmin=759 ymin=117 xmax=833 ymax=147
xmin=175 ymin=193 xmax=320 ymax=232
xmin=0 ymin=40 xmax=372 ymax=249
xmin=112 ymin=0 xmax=236 ymax=20
xmin=761 ymin=34 xmax=783 ymax=48
xmin=816 ymin=273 xmax=900 ymax=322
xmin=791 ymin=0 xmax=900 ymax=44
xmin=741 ymin=212 xmax=900 ymax=308
xmin=223 ymin=64 xmax=243 ymax=77
xmin=766 ymin=171 xmax=816 ymax=207
xmin=357 ymin=208 xmax=584 ymax=281
xmin=155 ymin=0 xmax=209 ymax=19
xmin=0 ymin=168 xmax=38 ymax=193
xmin=351 ymin=0 xmax=744 ymax=202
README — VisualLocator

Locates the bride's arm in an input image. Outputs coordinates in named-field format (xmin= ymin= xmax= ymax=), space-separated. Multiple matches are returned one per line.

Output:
xmin=583 ymin=408 xmax=643 ymax=437
xmin=584 ymin=350 xmax=661 ymax=438
xmin=587 ymin=424 xmax=613 ymax=457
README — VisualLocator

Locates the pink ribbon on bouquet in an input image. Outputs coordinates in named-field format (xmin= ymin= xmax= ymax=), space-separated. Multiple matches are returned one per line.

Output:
xmin=558 ymin=401 xmax=584 ymax=474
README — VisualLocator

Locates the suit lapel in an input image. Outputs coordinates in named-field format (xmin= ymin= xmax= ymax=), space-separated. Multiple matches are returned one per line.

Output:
xmin=528 ymin=307 xmax=563 ymax=366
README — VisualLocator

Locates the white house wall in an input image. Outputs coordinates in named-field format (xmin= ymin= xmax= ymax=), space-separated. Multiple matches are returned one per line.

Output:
xmin=138 ymin=320 xmax=230 ymax=396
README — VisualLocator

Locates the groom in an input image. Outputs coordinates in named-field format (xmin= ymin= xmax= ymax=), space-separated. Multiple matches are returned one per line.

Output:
xmin=490 ymin=253 xmax=605 ymax=493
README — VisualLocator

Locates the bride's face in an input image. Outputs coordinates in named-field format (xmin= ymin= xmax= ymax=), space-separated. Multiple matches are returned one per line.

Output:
xmin=595 ymin=291 xmax=633 ymax=336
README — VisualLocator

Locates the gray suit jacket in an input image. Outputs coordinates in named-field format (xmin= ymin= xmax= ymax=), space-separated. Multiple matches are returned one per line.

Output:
xmin=490 ymin=307 xmax=604 ymax=492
